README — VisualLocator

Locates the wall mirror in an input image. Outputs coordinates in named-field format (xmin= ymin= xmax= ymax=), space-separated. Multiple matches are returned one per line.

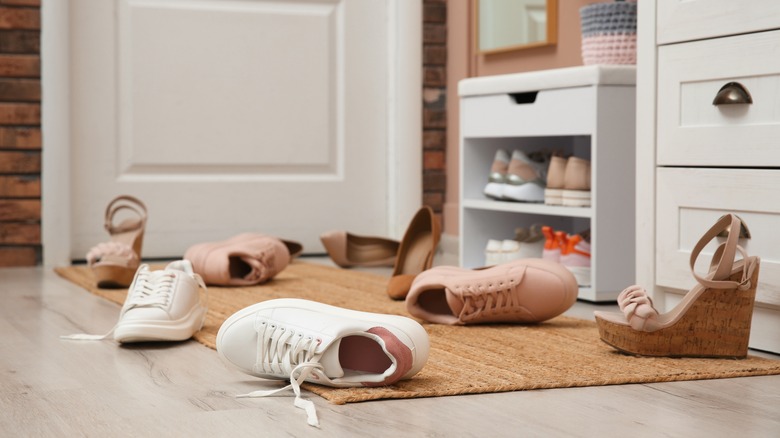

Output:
xmin=476 ymin=0 xmax=557 ymax=54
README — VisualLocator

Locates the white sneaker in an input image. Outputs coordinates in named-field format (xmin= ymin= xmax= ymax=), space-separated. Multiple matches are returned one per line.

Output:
xmin=502 ymin=150 xmax=549 ymax=203
xmin=216 ymin=298 xmax=430 ymax=427
xmin=484 ymin=239 xmax=503 ymax=265
xmin=61 ymin=260 xmax=207 ymax=343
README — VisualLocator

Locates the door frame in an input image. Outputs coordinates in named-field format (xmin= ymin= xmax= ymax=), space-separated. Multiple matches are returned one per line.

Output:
xmin=40 ymin=0 xmax=421 ymax=266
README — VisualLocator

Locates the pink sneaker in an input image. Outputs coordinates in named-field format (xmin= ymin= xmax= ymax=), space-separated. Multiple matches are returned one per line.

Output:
xmin=405 ymin=259 xmax=578 ymax=325
xmin=184 ymin=233 xmax=294 ymax=286
xmin=560 ymin=233 xmax=591 ymax=286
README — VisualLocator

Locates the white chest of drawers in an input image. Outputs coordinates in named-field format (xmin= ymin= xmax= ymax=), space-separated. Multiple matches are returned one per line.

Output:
xmin=459 ymin=65 xmax=636 ymax=302
xmin=637 ymin=0 xmax=780 ymax=353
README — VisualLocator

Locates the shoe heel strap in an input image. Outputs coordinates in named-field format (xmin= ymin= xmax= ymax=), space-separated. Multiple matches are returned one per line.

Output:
xmin=104 ymin=195 xmax=148 ymax=234
xmin=690 ymin=214 xmax=752 ymax=289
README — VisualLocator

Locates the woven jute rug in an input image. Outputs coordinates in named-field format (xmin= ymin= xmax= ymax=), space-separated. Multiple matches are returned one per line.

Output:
xmin=55 ymin=261 xmax=780 ymax=405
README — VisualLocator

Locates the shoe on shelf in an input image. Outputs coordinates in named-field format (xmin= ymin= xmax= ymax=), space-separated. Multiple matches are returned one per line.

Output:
xmin=216 ymin=298 xmax=430 ymax=427
xmin=541 ymin=226 xmax=560 ymax=262
xmin=484 ymin=239 xmax=504 ymax=266
xmin=387 ymin=206 xmax=441 ymax=300
xmin=501 ymin=239 xmax=522 ymax=262
xmin=86 ymin=195 xmax=148 ymax=288
xmin=562 ymin=156 xmax=591 ymax=207
xmin=502 ymin=150 xmax=549 ymax=203
xmin=405 ymin=259 xmax=578 ymax=325
xmin=184 ymin=233 xmax=294 ymax=286
xmin=484 ymin=149 xmax=510 ymax=200
xmin=515 ymin=224 xmax=544 ymax=258
xmin=545 ymin=155 xmax=568 ymax=206
xmin=61 ymin=260 xmax=208 ymax=343
xmin=594 ymin=214 xmax=760 ymax=358
xmin=561 ymin=233 xmax=591 ymax=286
xmin=319 ymin=231 xmax=399 ymax=268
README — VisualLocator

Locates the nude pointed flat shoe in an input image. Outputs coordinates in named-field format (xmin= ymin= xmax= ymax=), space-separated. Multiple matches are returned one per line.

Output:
xmin=86 ymin=195 xmax=148 ymax=288
xmin=320 ymin=230 xmax=399 ymax=268
xmin=594 ymin=214 xmax=760 ymax=358
xmin=184 ymin=233 xmax=293 ymax=286
xmin=387 ymin=206 xmax=441 ymax=300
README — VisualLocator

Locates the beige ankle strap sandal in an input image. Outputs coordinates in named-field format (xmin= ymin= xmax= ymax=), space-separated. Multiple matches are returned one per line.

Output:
xmin=594 ymin=213 xmax=760 ymax=358
xmin=86 ymin=195 xmax=148 ymax=288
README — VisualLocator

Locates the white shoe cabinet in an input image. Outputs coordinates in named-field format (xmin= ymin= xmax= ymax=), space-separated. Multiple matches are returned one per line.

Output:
xmin=458 ymin=65 xmax=636 ymax=302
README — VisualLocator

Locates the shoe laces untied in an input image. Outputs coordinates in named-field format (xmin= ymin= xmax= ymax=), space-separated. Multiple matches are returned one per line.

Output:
xmin=60 ymin=265 xmax=207 ymax=341
xmin=236 ymin=318 xmax=325 ymax=428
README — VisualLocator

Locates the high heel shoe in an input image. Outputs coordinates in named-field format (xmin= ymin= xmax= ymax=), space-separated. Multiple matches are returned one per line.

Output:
xmin=320 ymin=231 xmax=399 ymax=268
xmin=594 ymin=214 xmax=760 ymax=358
xmin=86 ymin=195 xmax=148 ymax=288
xmin=387 ymin=206 xmax=441 ymax=300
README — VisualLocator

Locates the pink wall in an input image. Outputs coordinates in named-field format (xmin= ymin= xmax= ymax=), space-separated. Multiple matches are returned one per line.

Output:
xmin=444 ymin=0 xmax=612 ymax=236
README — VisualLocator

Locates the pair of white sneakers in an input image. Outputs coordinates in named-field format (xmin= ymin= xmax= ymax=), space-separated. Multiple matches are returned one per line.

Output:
xmin=62 ymin=260 xmax=207 ymax=343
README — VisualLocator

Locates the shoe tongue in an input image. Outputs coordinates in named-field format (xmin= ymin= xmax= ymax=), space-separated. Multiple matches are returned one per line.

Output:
xmin=317 ymin=338 xmax=345 ymax=378
xmin=444 ymin=287 xmax=465 ymax=316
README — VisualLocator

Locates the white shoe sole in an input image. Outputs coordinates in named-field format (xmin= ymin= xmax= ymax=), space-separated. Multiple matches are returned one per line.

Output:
xmin=114 ymin=305 xmax=206 ymax=343
xmin=484 ymin=182 xmax=505 ymax=199
xmin=502 ymin=183 xmax=545 ymax=203
xmin=216 ymin=298 xmax=430 ymax=379
xmin=544 ymin=188 xmax=563 ymax=205
xmin=562 ymin=189 xmax=591 ymax=207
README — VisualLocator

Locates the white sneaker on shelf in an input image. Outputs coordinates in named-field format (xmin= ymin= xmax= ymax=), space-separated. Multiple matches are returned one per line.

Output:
xmin=61 ymin=260 xmax=208 ymax=343
xmin=502 ymin=150 xmax=549 ymax=203
xmin=483 ymin=149 xmax=510 ymax=199
xmin=216 ymin=298 xmax=430 ymax=427
xmin=484 ymin=239 xmax=504 ymax=266
xmin=501 ymin=239 xmax=522 ymax=262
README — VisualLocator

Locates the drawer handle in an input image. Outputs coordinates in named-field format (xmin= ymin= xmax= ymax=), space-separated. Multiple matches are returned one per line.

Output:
xmin=508 ymin=91 xmax=538 ymax=104
xmin=712 ymin=82 xmax=752 ymax=105
xmin=716 ymin=214 xmax=751 ymax=239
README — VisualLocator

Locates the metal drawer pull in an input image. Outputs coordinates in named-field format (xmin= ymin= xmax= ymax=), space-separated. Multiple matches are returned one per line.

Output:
xmin=712 ymin=82 xmax=753 ymax=105
xmin=716 ymin=214 xmax=751 ymax=239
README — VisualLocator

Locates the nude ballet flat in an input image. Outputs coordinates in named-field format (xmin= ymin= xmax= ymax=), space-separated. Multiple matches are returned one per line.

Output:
xmin=387 ymin=206 xmax=441 ymax=300
xmin=320 ymin=231 xmax=399 ymax=268
xmin=86 ymin=195 xmax=148 ymax=288
xmin=594 ymin=214 xmax=760 ymax=358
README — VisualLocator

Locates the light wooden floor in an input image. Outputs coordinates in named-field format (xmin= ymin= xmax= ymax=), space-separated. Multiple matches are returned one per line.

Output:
xmin=2 ymin=261 xmax=779 ymax=437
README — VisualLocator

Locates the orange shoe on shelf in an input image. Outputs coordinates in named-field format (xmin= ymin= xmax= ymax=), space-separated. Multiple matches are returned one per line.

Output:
xmin=541 ymin=226 xmax=559 ymax=262
xmin=560 ymin=232 xmax=591 ymax=286
xmin=387 ymin=206 xmax=441 ymax=300
xmin=86 ymin=195 xmax=148 ymax=288
xmin=594 ymin=214 xmax=760 ymax=358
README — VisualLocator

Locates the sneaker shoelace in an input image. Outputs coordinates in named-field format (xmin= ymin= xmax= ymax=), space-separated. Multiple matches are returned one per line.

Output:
xmin=61 ymin=265 xmax=207 ymax=341
xmin=460 ymin=282 xmax=519 ymax=322
xmin=236 ymin=320 xmax=324 ymax=427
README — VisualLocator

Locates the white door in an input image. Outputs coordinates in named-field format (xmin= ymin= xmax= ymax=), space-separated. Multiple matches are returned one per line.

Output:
xmin=43 ymin=0 xmax=421 ymax=262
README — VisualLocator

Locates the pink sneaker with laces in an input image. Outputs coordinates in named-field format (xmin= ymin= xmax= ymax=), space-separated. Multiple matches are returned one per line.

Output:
xmin=405 ymin=259 xmax=578 ymax=325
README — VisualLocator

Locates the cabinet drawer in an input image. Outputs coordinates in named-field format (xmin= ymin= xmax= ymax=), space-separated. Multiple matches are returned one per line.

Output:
xmin=657 ymin=0 xmax=780 ymax=45
xmin=460 ymin=86 xmax=594 ymax=138
xmin=656 ymin=167 xmax=780 ymax=309
xmin=657 ymin=30 xmax=780 ymax=167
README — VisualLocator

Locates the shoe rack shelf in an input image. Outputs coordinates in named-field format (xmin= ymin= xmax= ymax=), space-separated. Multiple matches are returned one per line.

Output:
xmin=458 ymin=65 xmax=637 ymax=302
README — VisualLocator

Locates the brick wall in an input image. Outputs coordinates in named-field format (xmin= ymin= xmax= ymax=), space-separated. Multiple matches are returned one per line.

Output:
xmin=422 ymin=0 xmax=447 ymax=228
xmin=0 ymin=0 xmax=42 ymax=266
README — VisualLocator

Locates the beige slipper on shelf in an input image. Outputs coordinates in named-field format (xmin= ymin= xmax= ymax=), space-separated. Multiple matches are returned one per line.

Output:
xmin=184 ymin=233 xmax=300 ymax=286
xmin=86 ymin=195 xmax=148 ymax=288
xmin=320 ymin=231 xmax=399 ymax=268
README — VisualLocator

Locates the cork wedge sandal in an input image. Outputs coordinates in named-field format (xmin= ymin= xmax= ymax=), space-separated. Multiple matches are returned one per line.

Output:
xmin=594 ymin=214 xmax=760 ymax=358
xmin=86 ymin=195 xmax=148 ymax=288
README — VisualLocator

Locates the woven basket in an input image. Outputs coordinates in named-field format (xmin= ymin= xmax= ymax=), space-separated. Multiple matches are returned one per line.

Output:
xmin=580 ymin=1 xmax=638 ymax=65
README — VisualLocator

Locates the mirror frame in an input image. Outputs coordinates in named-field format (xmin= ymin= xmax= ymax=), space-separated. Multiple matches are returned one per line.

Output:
xmin=475 ymin=0 xmax=558 ymax=55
